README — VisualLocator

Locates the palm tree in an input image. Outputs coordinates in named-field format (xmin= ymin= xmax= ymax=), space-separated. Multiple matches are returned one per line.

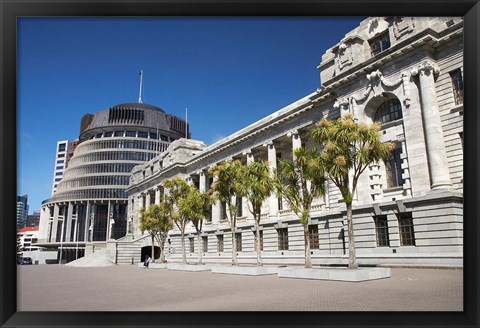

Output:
xmin=163 ymin=177 xmax=191 ymax=264
xmin=139 ymin=205 xmax=162 ymax=262
xmin=239 ymin=160 xmax=275 ymax=266
xmin=275 ymin=147 xmax=325 ymax=268
xmin=209 ymin=160 xmax=245 ymax=266
xmin=310 ymin=114 xmax=393 ymax=269
xmin=180 ymin=186 xmax=214 ymax=264
xmin=149 ymin=202 xmax=174 ymax=263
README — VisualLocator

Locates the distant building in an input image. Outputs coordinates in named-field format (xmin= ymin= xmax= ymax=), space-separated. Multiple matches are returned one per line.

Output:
xmin=17 ymin=226 xmax=39 ymax=252
xmin=16 ymin=194 xmax=29 ymax=229
xmin=51 ymin=140 xmax=78 ymax=195
xmin=26 ymin=210 xmax=40 ymax=227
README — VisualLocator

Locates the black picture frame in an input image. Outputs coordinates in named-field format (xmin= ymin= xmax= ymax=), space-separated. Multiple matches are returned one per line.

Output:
xmin=1 ymin=0 xmax=478 ymax=327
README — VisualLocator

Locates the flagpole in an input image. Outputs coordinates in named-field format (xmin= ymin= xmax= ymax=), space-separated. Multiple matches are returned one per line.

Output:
xmin=138 ymin=70 xmax=143 ymax=103
xmin=185 ymin=107 xmax=188 ymax=139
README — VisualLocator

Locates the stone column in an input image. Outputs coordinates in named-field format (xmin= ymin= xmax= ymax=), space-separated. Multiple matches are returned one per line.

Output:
xmin=199 ymin=171 xmax=206 ymax=193
xmin=84 ymin=201 xmax=90 ymax=242
xmin=264 ymin=141 xmax=278 ymax=217
xmin=211 ymin=175 xmax=221 ymax=223
xmin=411 ymin=60 xmax=452 ymax=189
xmin=145 ymin=191 xmax=151 ymax=209
xmin=334 ymin=97 xmax=350 ymax=118
xmin=242 ymin=150 xmax=255 ymax=218
xmin=65 ymin=202 xmax=73 ymax=242
xmin=155 ymin=187 xmax=161 ymax=204
xmin=107 ymin=200 xmax=113 ymax=240
xmin=52 ymin=203 xmax=60 ymax=242
xmin=287 ymin=129 xmax=302 ymax=159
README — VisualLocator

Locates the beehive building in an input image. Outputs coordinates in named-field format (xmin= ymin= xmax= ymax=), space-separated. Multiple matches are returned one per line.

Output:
xmin=37 ymin=102 xmax=189 ymax=261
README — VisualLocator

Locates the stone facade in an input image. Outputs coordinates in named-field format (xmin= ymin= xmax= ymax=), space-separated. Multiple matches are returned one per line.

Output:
xmin=125 ymin=17 xmax=463 ymax=266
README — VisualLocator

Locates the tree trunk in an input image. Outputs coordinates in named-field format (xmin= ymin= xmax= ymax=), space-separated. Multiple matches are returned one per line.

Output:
xmin=197 ymin=232 xmax=203 ymax=265
xmin=231 ymin=229 xmax=238 ymax=266
xmin=255 ymin=217 xmax=262 ymax=266
xmin=180 ymin=231 xmax=186 ymax=264
xmin=304 ymin=225 xmax=312 ymax=268
xmin=346 ymin=202 xmax=357 ymax=269
xmin=151 ymin=235 xmax=155 ymax=263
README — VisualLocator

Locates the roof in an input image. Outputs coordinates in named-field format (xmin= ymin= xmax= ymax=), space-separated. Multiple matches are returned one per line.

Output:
xmin=17 ymin=226 xmax=39 ymax=233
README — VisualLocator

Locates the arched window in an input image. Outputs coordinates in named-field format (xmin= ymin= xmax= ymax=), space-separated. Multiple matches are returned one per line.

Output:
xmin=374 ymin=98 xmax=403 ymax=124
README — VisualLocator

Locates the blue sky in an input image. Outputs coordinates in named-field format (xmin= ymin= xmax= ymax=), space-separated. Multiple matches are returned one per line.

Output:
xmin=18 ymin=17 xmax=363 ymax=213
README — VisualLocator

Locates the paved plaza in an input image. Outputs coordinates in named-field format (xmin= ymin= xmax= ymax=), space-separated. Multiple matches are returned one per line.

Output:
xmin=17 ymin=264 xmax=463 ymax=311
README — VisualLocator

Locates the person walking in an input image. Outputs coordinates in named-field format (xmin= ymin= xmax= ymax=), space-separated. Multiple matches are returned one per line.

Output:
xmin=144 ymin=255 xmax=151 ymax=268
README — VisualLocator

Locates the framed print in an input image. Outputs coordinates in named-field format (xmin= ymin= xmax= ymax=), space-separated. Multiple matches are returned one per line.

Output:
xmin=1 ymin=0 xmax=478 ymax=327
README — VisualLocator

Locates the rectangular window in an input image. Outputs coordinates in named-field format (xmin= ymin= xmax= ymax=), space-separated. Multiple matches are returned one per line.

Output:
xmin=56 ymin=165 xmax=64 ymax=170
xmin=125 ymin=131 xmax=136 ymax=137
xmin=236 ymin=196 xmax=243 ymax=217
xmin=309 ymin=225 xmax=319 ymax=249
xmin=397 ymin=212 xmax=415 ymax=246
xmin=278 ymin=197 xmax=283 ymax=211
xmin=189 ymin=237 xmax=194 ymax=253
xmin=374 ymin=215 xmax=390 ymax=247
xmin=55 ymin=172 xmax=63 ymax=176
xmin=450 ymin=69 xmax=464 ymax=105
xmin=370 ymin=32 xmax=391 ymax=56
xmin=235 ymin=232 xmax=242 ymax=252
xmin=58 ymin=153 xmax=65 ymax=158
xmin=202 ymin=236 xmax=208 ymax=252
xmin=56 ymin=159 xmax=65 ymax=164
xmin=205 ymin=205 xmax=212 ymax=223
xmin=138 ymin=131 xmax=148 ymax=138
xmin=160 ymin=135 xmax=169 ymax=141
xmin=58 ymin=143 xmax=66 ymax=152
xmin=384 ymin=148 xmax=404 ymax=188
xmin=54 ymin=178 xmax=62 ymax=182
xmin=114 ymin=131 xmax=124 ymax=137
xmin=277 ymin=228 xmax=289 ymax=250
xmin=220 ymin=201 xmax=227 ymax=221
xmin=217 ymin=235 xmax=224 ymax=252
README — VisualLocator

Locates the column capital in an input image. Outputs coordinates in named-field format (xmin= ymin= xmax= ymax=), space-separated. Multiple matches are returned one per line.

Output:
xmin=263 ymin=140 xmax=275 ymax=149
xmin=410 ymin=60 xmax=440 ymax=77
xmin=242 ymin=149 xmax=252 ymax=156
xmin=286 ymin=129 xmax=299 ymax=138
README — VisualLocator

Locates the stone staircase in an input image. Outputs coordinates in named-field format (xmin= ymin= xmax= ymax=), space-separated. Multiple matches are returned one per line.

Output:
xmin=65 ymin=248 xmax=116 ymax=267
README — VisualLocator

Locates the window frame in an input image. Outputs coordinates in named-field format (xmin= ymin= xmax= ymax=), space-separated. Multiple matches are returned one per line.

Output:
xmin=369 ymin=31 xmax=391 ymax=56
xmin=374 ymin=215 xmax=390 ymax=247
xmin=277 ymin=228 xmax=289 ymax=251
xmin=217 ymin=235 xmax=224 ymax=252
xmin=397 ymin=212 xmax=416 ymax=246
xmin=308 ymin=225 xmax=319 ymax=249
xmin=384 ymin=146 xmax=404 ymax=189
xmin=450 ymin=69 xmax=464 ymax=106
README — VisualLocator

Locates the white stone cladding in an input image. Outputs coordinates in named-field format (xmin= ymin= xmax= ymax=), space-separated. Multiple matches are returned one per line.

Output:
xmin=124 ymin=17 xmax=463 ymax=267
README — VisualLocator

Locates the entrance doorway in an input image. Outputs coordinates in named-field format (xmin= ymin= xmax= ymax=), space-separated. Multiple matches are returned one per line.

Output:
xmin=141 ymin=246 xmax=160 ymax=262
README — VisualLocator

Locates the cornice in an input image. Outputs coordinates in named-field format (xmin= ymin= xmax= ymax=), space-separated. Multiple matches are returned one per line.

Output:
xmin=319 ymin=23 xmax=463 ymax=94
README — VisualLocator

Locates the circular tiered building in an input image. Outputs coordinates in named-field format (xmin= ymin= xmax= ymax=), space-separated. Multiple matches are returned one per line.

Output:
xmin=38 ymin=102 xmax=188 ymax=259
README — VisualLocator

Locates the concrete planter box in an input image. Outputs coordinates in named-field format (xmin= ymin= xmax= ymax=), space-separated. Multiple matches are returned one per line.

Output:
xmin=211 ymin=265 xmax=279 ymax=276
xmin=150 ymin=263 xmax=168 ymax=269
xmin=166 ymin=263 xmax=211 ymax=271
xmin=277 ymin=267 xmax=391 ymax=282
